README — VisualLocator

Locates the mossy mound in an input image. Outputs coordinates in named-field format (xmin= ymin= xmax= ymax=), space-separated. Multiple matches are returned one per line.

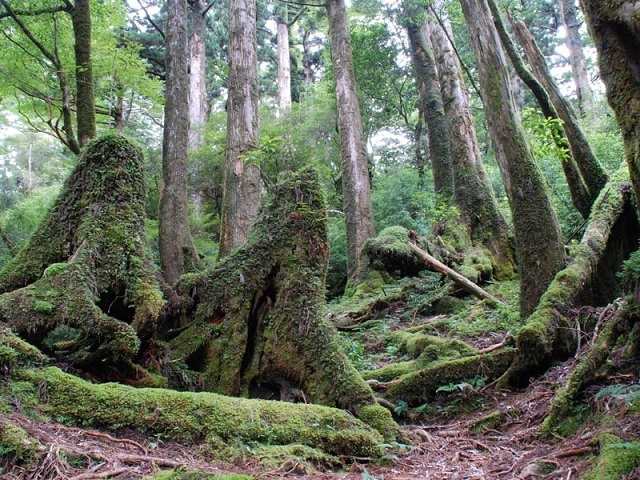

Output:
xmin=0 ymin=135 xmax=163 ymax=375
xmin=582 ymin=433 xmax=640 ymax=480
xmin=363 ymin=226 xmax=426 ymax=277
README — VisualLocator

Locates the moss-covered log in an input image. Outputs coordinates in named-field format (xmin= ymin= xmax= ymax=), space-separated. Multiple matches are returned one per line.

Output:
xmin=381 ymin=349 xmax=515 ymax=406
xmin=169 ymin=168 xmax=394 ymax=437
xmin=502 ymin=164 xmax=640 ymax=387
xmin=0 ymin=135 xmax=164 ymax=372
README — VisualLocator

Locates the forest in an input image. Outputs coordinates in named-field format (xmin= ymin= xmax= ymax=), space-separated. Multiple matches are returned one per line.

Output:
xmin=1 ymin=0 xmax=640 ymax=478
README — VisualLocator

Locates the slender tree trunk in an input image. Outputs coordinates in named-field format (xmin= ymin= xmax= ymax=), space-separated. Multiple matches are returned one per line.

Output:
xmin=326 ymin=0 xmax=375 ymax=282
xmin=561 ymin=0 xmax=593 ymax=117
xmin=276 ymin=10 xmax=292 ymax=114
xmin=219 ymin=0 xmax=262 ymax=257
xmin=427 ymin=3 xmax=513 ymax=270
xmin=404 ymin=3 xmax=454 ymax=198
xmin=486 ymin=0 xmax=593 ymax=218
xmin=509 ymin=14 xmax=608 ymax=201
xmin=71 ymin=0 xmax=96 ymax=147
xmin=580 ymin=1 xmax=640 ymax=210
xmin=189 ymin=0 xmax=208 ymax=150
xmin=460 ymin=0 xmax=565 ymax=318
xmin=159 ymin=0 xmax=199 ymax=285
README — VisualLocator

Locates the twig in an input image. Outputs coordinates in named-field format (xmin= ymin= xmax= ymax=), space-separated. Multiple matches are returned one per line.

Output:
xmin=69 ymin=468 xmax=129 ymax=480
xmin=83 ymin=430 xmax=147 ymax=454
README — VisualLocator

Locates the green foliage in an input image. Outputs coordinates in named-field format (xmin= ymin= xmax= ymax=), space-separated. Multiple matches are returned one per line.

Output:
xmin=619 ymin=249 xmax=640 ymax=295
xmin=436 ymin=376 xmax=487 ymax=394
xmin=594 ymin=383 xmax=640 ymax=410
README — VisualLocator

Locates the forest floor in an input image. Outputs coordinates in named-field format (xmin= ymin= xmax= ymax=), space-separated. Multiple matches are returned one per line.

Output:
xmin=4 ymin=276 xmax=640 ymax=479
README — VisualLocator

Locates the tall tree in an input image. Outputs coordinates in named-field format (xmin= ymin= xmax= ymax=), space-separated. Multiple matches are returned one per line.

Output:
xmin=560 ymin=0 xmax=593 ymax=117
xmin=427 ymin=1 xmax=513 ymax=270
xmin=459 ymin=0 xmax=565 ymax=318
xmin=189 ymin=0 xmax=209 ymax=149
xmin=276 ymin=4 xmax=292 ymax=114
xmin=403 ymin=1 xmax=454 ymax=199
xmin=219 ymin=0 xmax=262 ymax=257
xmin=159 ymin=0 xmax=200 ymax=285
xmin=580 ymin=1 xmax=640 ymax=206
xmin=326 ymin=0 xmax=375 ymax=281
xmin=508 ymin=13 xmax=608 ymax=203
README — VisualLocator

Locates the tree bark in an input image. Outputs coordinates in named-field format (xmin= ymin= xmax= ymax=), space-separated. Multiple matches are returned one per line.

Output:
xmin=560 ymin=0 xmax=593 ymax=117
xmin=486 ymin=0 xmax=593 ymax=218
xmin=326 ymin=0 xmax=375 ymax=282
xmin=276 ymin=6 xmax=292 ymax=115
xmin=189 ymin=0 xmax=208 ymax=149
xmin=580 ymin=0 xmax=640 ymax=209
xmin=71 ymin=0 xmax=96 ymax=148
xmin=509 ymin=14 xmax=608 ymax=202
xmin=404 ymin=3 xmax=454 ymax=198
xmin=459 ymin=0 xmax=565 ymax=319
xmin=219 ymin=0 xmax=262 ymax=258
xmin=159 ymin=0 xmax=200 ymax=285
xmin=427 ymin=2 xmax=514 ymax=271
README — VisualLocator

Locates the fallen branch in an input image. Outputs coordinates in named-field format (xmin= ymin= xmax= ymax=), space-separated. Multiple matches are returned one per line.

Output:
xmin=477 ymin=333 xmax=515 ymax=354
xmin=406 ymin=241 xmax=504 ymax=307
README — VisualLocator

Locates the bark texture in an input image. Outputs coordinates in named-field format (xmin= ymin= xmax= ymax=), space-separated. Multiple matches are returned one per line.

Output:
xmin=277 ymin=11 xmax=292 ymax=114
xmin=326 ymin=0 xmax=375 ymax=281
xmin=581 ymin=0 xmax=640 ymax=208
xmin=219 ymin=0 xmax=262 ymax=257
xmin=159 ymin=0 xmax=200 ymax=285
xmin=404 ymin=4 xmax=454 ymax=198
xmin=71 ymin=0 xmax=96 ymax=147
xmin=460 ymin=0 xmax=565 ymax=319
xmin=510 ymin=15 xmax=608 ymax=202
xmin=189 ymin=0 xmax=208 ymax=149
xmin=427 ymin=3 xmax=514 ymax=272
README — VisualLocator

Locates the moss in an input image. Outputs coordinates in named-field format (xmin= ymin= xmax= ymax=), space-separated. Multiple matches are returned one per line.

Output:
xmin=433 ymin=296 xmax=466 ymax=314
xmin=470 ymin=410 xmax=505 ymax=433
xmin=0 ymin=420 xmax=39 ymax=463
xmin=582 ymin=433 xmax=640 ymax=480
xmin=144 ymin=471 xmax=254 ymax=480
xmin=392 ymin=331 xmax=476 ymax=363
xmin=357 ymin=404 xmax=398 ymax=442
xmin=11 ymin=366 xmax=384 ymax=458
xmin=384 ymin=349 xmax=515 ymax=406
xmin=361 ymin=362 xmax=416 ymax=383
xmin=362 ymin=226 xmax=426 ymax=277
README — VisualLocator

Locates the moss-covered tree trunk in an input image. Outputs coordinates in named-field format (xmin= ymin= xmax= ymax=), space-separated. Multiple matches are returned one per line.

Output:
xmin=502 ymin=165 xmax=640 ymax=387
xmin=581 ymin=1 xmax=640 ymax=209
xmin=486 ymin=0 xmax=593 ymax=218
xmin=0 ymin=136 xmax=164 ymax=374
xmin=403 ymin=1 xmax=454 ymax=199
xmin=427 ymin=1 xmax=514 ymax=273
xmin=169 ymin=169 xmax=394 ymax=435
xmin=459 ymin=0 xmax=565 ymax=318
xmin=509 ymin=14 xmax=608 ymax=202
xmin=71 ymin=0 xmax=96 ymax=148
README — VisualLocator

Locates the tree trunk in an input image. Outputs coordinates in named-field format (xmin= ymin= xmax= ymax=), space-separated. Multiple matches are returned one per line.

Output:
xmin=276 ymin=8 xmax=292 ymax=114
xmin=459 ymin=0 xmax=565 ymax=319
xmin=486 ymin=0 xmax=593 ymax=218
xmin=404 ymin=3 xmax=454 ymax=199
xmin=159 ymin=0 xmax=200 ymax=285
xmin=0 ymin=136 xmax=164 ymax=374
xmin=170 ymin=168 xmax=396 ymax=438
xmin=501 ymin=164 xmax=640 ymax=387
xmin=219 ymin=0 xmax=262 ymax=258
xmin=71 ymin=0 xmax=96 ymax=148
xmin=427 ymin=2 xmax=514 ymax=272
xmin=326 ymin=0 xmax=375 ymax=282
xmin=189 ymin=0 xmax=208 ymax=150
xmin=509 ymin=14 xmax=608 ymax=201
xmin=561 ymin=0 xmax=593 ymax=117
xmin=580 ymin=0 xmax=640 ymax=208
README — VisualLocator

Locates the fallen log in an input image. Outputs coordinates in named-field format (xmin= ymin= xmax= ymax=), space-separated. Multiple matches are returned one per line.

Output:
xmin=406 ymin=241 xmax=504 ymax=306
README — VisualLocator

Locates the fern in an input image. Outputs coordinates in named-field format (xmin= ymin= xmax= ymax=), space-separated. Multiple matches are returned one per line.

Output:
xmin=595 ymin=384 xmax=640 ymax=406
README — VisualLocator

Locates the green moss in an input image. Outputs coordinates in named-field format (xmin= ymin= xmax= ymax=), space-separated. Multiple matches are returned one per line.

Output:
xmin=361 ymin=362 xmax=416 ymax=383
xmin=144 ymin=471 xmax=254 ymax=480
xmin=582 ymin=433 xmax=640 ymax=480
xmin=11 ymin=366 xmax=384 ymax=458
xmin=34 ymin=300 xmax=54 ymax=314
xmin=357 ymin=404 xmax=398 ymax=442
xmin=392 ymin=331 xmax=476 ymax=364
xmin=42 ymin=262 xmax=70 ymax=277
xmin=0 ymin=420 xmax=39 ymax=463
xmin=433 ymin=296 xmax=466 ymax=315
xmin=470 ymin=410 xmax=505 ymax=433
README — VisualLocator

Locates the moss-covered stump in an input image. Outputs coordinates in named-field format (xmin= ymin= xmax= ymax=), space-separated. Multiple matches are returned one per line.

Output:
xmin=0 ymin=136 xmax=163 ymax=374
xmin=170 ymin=168 xmax=395 ymax=438
xmin=502 ymin=165 xmax=640 ymax=387
xmin=363 ymin=226 xmax=427 ymax=277
xmin=6 ymin=366 xmax=385 ymax=459
xmin=381 ymin=348 xmax=515 ymax=406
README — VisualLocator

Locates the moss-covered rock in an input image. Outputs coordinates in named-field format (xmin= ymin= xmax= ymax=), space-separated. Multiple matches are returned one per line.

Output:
xmin=582 ymin=433 xmax=640 ymax=480
xmin=0 ymin=419 xmax=40 ymax=464
xmin=363 ymin=226 xmax=427 ymax=277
